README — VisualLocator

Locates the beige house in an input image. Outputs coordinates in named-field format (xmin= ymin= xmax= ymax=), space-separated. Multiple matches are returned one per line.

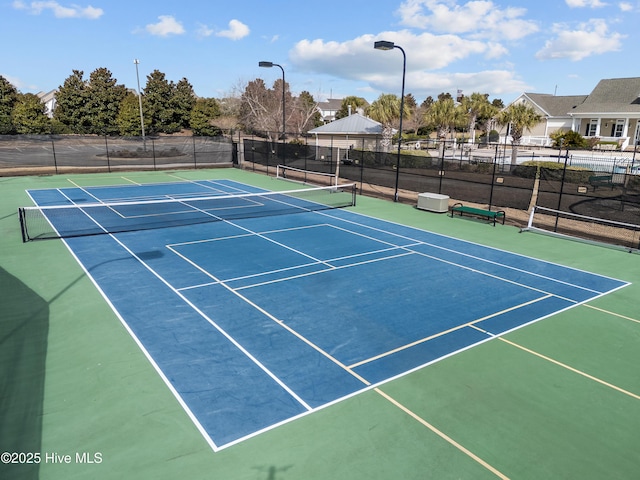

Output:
xmin=569 ymin=77 xmax=640 ymax=150
xmin=505 ymin=77 xmax=640 ymax=150
xmin=506 ymin=93 xmax=587 ymax=146
xmin=307 ymin=113 xmax=386 ymax=152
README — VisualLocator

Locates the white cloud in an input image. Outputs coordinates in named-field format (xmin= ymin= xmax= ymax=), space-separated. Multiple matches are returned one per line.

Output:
xmin=216 ymin=19 xmax=250 ymax=40
xmin=291 ymin=30 xmax=508 ymax=79
xmin=145 ymin=15 xmax=185 ymax=37
xmin=535 ymin=19 xmax=625 ymax=61
xmin=196 ymin=23 xmax=214 ymax=38
xmin=395 ymin=0 xmax=539 ymax=41
xmin=618 ymin=1 xmax=634 ymax=10
xmin=565 ymin=0 xmax=607 ymax=7
xmin=289 ymin=30 xmax=523 ymax=99
xmin=12 ymin=0 xmax=103 ymax=19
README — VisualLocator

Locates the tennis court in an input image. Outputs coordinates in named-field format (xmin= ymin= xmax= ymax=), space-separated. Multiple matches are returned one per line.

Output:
xmin=2 ymin=168 xmax=640 ymax=479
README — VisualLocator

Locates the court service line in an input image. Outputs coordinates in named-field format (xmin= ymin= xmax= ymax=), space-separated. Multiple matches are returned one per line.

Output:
xmin=233 ymin=250 xmax=413 ymax=291
xmin=167 ymin=245 xmax=372 ymax=387
xmin=317 ymin=209 xmax=612 ymax=296
xmin=375 ymin=388 xmax=510 ymax=480
xmin=348 ymin=295 xmax=553 ymax=369
xmin=63 ymin=209 xmax=315 ymax=412
xmin=471 ymin=327 xmax=640 ymax=401
xmin=584 ymin=304 xmax=640 ymax=325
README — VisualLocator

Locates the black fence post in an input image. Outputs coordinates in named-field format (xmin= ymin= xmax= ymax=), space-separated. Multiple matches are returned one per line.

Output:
xmin=554 ymin=147 xmax=569 ymax=232
xmin=193 ymin=136 xmax=197 ymax=169
xmin=104 ymin=134 xmax=111 ymax=173
xmin=51 ymin=137 xmax=58 ymax=174
xmin=152 ymin=138 xmax=156 ymax=170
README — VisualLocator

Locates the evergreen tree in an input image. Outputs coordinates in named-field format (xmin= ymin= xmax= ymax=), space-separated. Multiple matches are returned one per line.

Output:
xmin=143 ymin=70 xmax=175 ymax=134
xmin=54 ymin=70 xmax=89 ymax=133
xmin=190 ymin=98 xmax=221 ymax=136
xmin=13 ymin=93 xmax=51 ymax=134
xmin=117 ymin=92 xmax=147 ymax=136
xmin=172 ymin=78 xmax=197 ymax=130
xmin=0 ymin=75 xmax=19 ymax=134
xmin=85 ymin=68 xmax=127 ymax=135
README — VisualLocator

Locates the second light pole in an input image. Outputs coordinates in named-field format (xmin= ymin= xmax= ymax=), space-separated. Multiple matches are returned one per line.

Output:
xmin=374 ymin=40 xmax=406 ymax=202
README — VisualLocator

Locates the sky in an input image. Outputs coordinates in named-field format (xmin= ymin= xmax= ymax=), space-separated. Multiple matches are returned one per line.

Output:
xmin=2 ymin=0 xmax=640 ymax=105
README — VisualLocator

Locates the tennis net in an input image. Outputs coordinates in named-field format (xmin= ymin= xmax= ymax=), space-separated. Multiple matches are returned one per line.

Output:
xmin=19 ymin=183 xmax=357 ymax=242
xmin=276 ymin=164 xmax=338 ymax=186
xmin=522 ymin=205 xmax=640 ymax=252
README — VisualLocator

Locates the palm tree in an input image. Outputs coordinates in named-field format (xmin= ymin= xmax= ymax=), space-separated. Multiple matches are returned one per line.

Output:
xmin=460 ymin=92 xmax=494 ymax=145
xmin=367 ymin=93 xmax=404 ymax=152
xmin=496 ymin=103 xmax=542 ymax=165
xmin=423 ymin=97 xmax=465 ymax=159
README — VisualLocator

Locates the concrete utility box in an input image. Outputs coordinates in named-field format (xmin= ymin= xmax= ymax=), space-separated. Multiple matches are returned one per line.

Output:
xmin=417 ymin=192 xmax=450 ymax=213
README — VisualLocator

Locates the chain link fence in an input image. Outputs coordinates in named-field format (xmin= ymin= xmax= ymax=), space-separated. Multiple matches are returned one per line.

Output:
xmin=242 ymin=134 xmax=640 ymax=249
xmin=0 ymin=135 xmax=235 ymax=174
xmin=3 ymin=134 xmax=638 ymax=249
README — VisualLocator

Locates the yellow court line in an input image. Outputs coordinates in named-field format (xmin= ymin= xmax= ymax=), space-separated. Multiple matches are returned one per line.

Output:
xmin=495 ymin=336 xmax=640 ymax=401
xmin=584 ymin=303 xmax=640 ymax=325
xmin=375 ymin=388 xmax=510 ymax=480
xmin=121 ymin=176 xmax=142 ymax=185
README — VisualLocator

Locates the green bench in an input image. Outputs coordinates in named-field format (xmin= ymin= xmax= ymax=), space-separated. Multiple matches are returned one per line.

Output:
xmin=450 ymin=203 xmax=505 ymax=226
xmin=588 ymin=174 xmax=614 ymax=190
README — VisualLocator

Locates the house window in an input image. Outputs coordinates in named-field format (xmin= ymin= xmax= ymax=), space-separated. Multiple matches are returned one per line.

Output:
xmin=613 ymin=119 xmax=624 ymax=138
xmin=587 ymin=119 xmax=598 ymax=136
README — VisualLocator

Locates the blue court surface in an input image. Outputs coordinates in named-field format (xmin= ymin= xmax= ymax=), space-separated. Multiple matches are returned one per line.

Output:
xmin=26 ymin=179 xmax=629 ymax=450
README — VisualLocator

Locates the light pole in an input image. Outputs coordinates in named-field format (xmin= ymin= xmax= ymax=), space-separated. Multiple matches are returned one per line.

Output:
xmin=258 ymin=61 xmax=286 ymax=143
xmin=374 ymin=40 xmax=406 ymax=202
xmin=133 ymin=59 xmax=146 ymax=150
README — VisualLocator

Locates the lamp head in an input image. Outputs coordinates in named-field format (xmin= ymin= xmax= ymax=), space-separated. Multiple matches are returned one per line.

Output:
xmin=374 ymin=40 xmax=395 ymax=50
xmin=259 ymin=61 xmax=273 ymax=68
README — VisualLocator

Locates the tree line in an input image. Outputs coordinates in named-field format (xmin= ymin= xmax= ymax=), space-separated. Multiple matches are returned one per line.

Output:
xmin=0 ymin=68 xmax=545 ymax=163
xmin=0 ymin=69 xmax=222 ymax=136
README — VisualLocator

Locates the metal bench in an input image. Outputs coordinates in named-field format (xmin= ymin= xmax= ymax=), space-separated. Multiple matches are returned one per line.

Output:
xmin=450 ymin=203 xmax=505 ymax=226
xmin=588 ymin=174 xmax=614 ymax=190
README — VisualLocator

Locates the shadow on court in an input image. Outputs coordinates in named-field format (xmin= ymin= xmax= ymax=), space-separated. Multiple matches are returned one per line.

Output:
xmin=0 ymin=267 xmax=49 ymax=480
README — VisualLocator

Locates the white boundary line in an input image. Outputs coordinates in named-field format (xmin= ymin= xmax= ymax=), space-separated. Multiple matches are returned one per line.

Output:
xmin=32 ymin=177 xmax=633 ymax=454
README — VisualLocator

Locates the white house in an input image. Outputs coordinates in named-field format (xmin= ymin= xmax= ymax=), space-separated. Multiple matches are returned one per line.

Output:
xmin=36 ymin=90 xmax=57 ymax=118
xmin=505 ymin=77 xmax=640 ymax=150
xmin=569 ymin=77 xmax=640 ymax=150
xmin=506 ymin=93 xmax=587 ymax=146
xmin=316 ymin=98 xmax=343 ymax=123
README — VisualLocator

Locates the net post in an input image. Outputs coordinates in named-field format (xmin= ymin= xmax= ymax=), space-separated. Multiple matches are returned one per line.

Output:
xmin=18 ymin=207 xmax=28 ymax=242
xmin=526 ymin=205 xmax=536 ymax=230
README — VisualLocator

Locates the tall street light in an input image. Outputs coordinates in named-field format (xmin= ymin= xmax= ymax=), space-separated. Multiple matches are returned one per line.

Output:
xmin=374 ymin=40 xmax=406 ymax=202
xmin=258 ymin=61 xmax=286 ymax=143
xmin=133 ymin=59 xmax=146 ymax=150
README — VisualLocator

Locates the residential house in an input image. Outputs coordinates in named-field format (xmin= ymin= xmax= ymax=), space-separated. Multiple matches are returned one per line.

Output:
xmin=307 ymin=113 xmax=386 ymax=153
xmin=316 ymin=98 xmax=343 ymax=123
xmin=505 ymin=77 xmax=640 ymax=150
xmin=506 ymin=92 xmax=588 ymax=146
xmin=36 ymin=90 xmax=57 ymax=118
xmin=569 ymin=77 xmax=640 ymax=150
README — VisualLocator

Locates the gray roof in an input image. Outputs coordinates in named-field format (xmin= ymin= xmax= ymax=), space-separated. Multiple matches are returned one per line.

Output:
xmin=317 ymin=98 xmax=343 ymax=111
xmin=524 ymin=93 xmax=587 ymax=117
xmin=572 ymin=77 xmax=640 ymax=114
xmin=308 ymin=113 xmax=384 ymax=135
